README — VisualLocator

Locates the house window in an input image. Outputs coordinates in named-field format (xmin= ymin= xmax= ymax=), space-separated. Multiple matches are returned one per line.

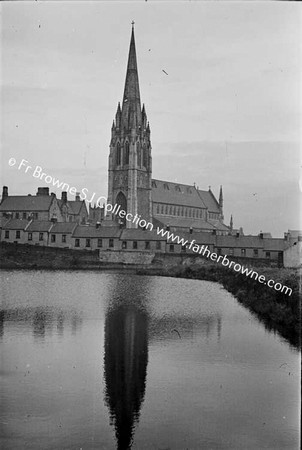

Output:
xmin=152 ymin=180 xmax=157 ymax=188
xmin=181 ymin=245 xmax=186 ymax=253
xmin=133 ymin=241 xmax=138 ymax=250
xmin=109 ymin=238 xmax=114 ymax=248
xmin=23 ymin=212 xmax=27 ymax=219
xmin=86 ymin=239 xmax=91 ymax=248
xmin=69 ymin=216 xmax=73 ymax=222
xmin=33 ymin=213 xmax=38 ymax=220
xmin=62 ymin=235 xmax=66 ymax=243
xmin=156 ymin=241 xmax=161 ymax=250
xmin=175 ymin=185 xmax=181 ymax=192
xmin=75 ymin=239 xmax=80 ymax=247
xmin=217 ymin=248 xmax=221 ymax=256
xmin=51 ymin=234 xmax=56 ymax=243
xmin=39 ymin=233 xmax=43 ymax=241
xmin=145 ymin=241 xmax=150 ymax=250
xmin=241 ymin=249 xmax=246 ymax=256
xmin=15 ymin=212 xmax=19 ymax=219
xmin=122 ymin=241 xmax=127 ymax=249
xmin=163 ymin=183 xmax=169 ymax=190
xmin=187 ymin=187 xmax=192 ymax=194
xmin=266 ymin=251 xmax=271 ymax=259
xmin=28 ymin=233 xmax=33 ymax=241
xmin=169 ymin=244 xmax=174 ymax=252
xmin=229 ymin=248 xmax=234 ymax=256
xmin=253 ymin=249 xmax=258 ymax=257
xmin=156 ymin=204 xmax=160 ymax=214
xmin=5 ymin=230 xmax=9 ymax=239
xmin=98 ymin=239 xmax=102 ymax=248
xmin=16 ymin=230 xmax=20 ymax=239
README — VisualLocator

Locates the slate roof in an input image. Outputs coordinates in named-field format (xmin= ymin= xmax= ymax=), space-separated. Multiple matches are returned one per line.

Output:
xmin=26 ymin=221 xmax=54 ymax=232
xmin=0 ymin=217 xmax=9 ymax=228
xmin=0 ymin=195 xmax=54 ymax=212
xmin=197 ymin=189 xmax=220 ymax=213
xmin=207 ymin=220 xmax=230 ymax=232
xmin=2 ymin=218 xmax=30 ymax=230
xmin=151 ymin=179 xmax=207 ymax=208
xmin=263 ymin=238 xmax=287 ymax=252
xmin=72 ymin=226 xmax=121 ymax=238
xmin=50 ymin=222 xmax=77 ymax=234
xmin=216 ymin=235 xmax=265 ymax=248
xmin=120 ymin=229 xmax=166 ymax=241
xmin=167 ymin=231 xmax=216 ymax=245
xmin=153 ymin=215 xmax=216 ymax=230
xmin=58 ymin=199 xmax=86 ymax=215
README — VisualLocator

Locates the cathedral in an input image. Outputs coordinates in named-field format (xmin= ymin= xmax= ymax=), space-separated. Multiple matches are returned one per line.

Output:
xmin=106 ymin=25 xmax=229 ymax=235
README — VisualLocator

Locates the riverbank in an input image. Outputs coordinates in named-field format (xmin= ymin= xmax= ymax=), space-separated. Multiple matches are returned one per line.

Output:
xmin=137 ymin=263 xmax=301 ymax=349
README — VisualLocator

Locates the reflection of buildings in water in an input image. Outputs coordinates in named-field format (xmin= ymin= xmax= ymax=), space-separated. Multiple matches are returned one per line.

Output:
xmin=104 ymin=303 xmax=148 ymax=450
xmin=0 ymin=306 xmax=82 ymax=339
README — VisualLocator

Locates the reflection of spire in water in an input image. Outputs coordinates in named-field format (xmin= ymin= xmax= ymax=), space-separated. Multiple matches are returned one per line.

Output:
xmin=104 ymin=302 xmax=148 ymax=450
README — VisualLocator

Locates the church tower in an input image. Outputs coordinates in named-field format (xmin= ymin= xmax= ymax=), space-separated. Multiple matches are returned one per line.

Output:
xmin=107 ymin=24 xmax=152 ymax=228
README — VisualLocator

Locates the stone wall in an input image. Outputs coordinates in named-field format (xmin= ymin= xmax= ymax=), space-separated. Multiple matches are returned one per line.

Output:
xmin=99 ymin=250 xmax=155 ymax=265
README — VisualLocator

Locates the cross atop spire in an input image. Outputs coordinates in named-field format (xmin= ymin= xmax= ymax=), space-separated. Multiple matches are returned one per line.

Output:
xmin=121 ymin=25 xmax=141 ymax=130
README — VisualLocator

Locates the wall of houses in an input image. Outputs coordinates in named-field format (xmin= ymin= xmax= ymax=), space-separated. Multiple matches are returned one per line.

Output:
xmin=0 ymin=219 xmax=297 ymax=266
xmin=72 ymin=236 xmax=121 ymax=251
xmin=48 ymin=232 xmax=73 ymax=249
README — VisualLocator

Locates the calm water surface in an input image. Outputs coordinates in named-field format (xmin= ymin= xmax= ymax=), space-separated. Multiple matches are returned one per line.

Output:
xmin=0 ymin=270 xmax=300 ymax=449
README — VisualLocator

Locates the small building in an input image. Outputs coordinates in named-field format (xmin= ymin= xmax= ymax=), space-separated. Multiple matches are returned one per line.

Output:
xmin=262 ymin=238 xmax=287 ymax=264
xmin=1 ymin=218 xmax=30 ymax=244
xmin=24 ymin=220 xmax=54 ymax=246
xmin=0 ymin=186 xmax=63 ymax=222
xmin=58 ymin=191 xmax=88 ymax=224
xmin=72 ymin=225 xmax=121 ymax=251
xmin=215 ymin=235 xmax=265 ymax=259
xmin=166 ymin=230 xmax=216 ymax=254
xmin=48 ymin=222 xmax=77 ymax=248
xmin=119 ymin=228 xmax=166 ymax=252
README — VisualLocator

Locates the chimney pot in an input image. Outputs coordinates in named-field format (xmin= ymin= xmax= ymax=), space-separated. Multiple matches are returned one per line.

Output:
xmin=61 ymin=191 xmax=67 ymax=203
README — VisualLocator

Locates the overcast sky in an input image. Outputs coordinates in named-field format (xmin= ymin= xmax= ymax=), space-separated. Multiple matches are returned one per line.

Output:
xmin=1 ymin=1 xmax=301 ymax=237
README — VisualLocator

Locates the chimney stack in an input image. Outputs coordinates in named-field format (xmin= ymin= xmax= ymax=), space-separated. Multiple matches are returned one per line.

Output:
xmin=189 ymin=227 xmax=193 ymax=235
xmin=37 ymin=187 xmax=49 ymax=196
xmin=1 ymin=186 xmax=8 ymax=203
xmin=61 ymin=192 xmax=67 ymax=203
xmin=75 ymin=192 xmax=80 ymax=201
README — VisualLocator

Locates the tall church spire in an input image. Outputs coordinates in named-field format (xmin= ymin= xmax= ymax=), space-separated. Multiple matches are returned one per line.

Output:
xmin=121 ymin=25 xmax=142 ymax=130
xmin=107 ymin=25 xmax=152 ymax=228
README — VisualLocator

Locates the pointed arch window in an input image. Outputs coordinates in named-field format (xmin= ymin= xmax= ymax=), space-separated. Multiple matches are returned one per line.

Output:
xmin=136 ymin=142 xmax=141 ymax=167
xmin=116 ymin=142 xmax=121 ymax=166
xmin=143 ymin=143 xmax=148 ymax=168
xmin=124 ymin=141 xmax=130 ymax=165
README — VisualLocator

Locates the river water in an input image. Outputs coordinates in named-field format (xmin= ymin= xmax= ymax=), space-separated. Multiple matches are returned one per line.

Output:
xmin=0 ymin=270 xmax=300 ymax=449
